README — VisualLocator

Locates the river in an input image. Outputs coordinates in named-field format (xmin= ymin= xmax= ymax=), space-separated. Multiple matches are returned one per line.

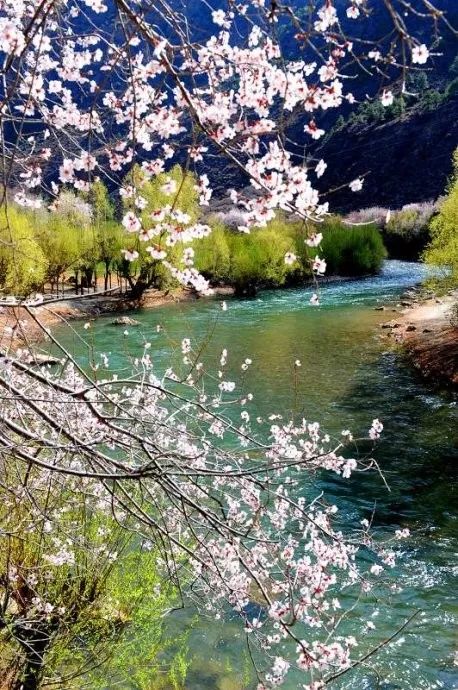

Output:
xmin=54 ymin=260 xmax=457 ymax=690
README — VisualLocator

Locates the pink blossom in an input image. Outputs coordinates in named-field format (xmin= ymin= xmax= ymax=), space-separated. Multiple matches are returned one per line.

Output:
xmin=412 ymin=44 xmax=429 ymax=65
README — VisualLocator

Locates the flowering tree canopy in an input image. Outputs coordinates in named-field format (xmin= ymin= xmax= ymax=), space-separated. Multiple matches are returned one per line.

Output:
xmin=0 ymin=0 xmax=453 ymax=289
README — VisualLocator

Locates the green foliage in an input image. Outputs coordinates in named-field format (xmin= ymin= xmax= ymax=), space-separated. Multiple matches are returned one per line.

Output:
xmin=194 ymin=216 xmax=386 ymax=293
xmin=34 ymin=190 xmax=100 ymax=290
xmin=385 ymin=207 xmax=430 ymax=258
xmin=419 ymin=88 xmax=445 ymax=111
xmin=120 ymin=165 xmax=200 ymax=294
xmin=53 ymin=548 xmax=190 ymax=690
xmin=194 ymin=222 xmax=231 ymax=283
xmin=307 ymin=218 xmax=387 ymax=276
xmin=228 ymin=223 xmax=293 ymax=293
xmin=128 ymin=164 xmax=199 ymax=226
xmin=0 ymin=457 xmax=189 ymax=690
xmin=423 ymin=149 xmax=458 ymax=288
xmin=408 ymin=71 xmax=429 ymax=92
xmin=34 ymin=209 xmax=80 ymax=285
xmin=0 ymin=205 xmax=47 ymax=295
xmin=195 ymin=217 xmax=293 ymax=294
xmin=347 ymin=99 xmax=386 ymax=126
xmin=83 ymin=179 xmax=114 ymax=225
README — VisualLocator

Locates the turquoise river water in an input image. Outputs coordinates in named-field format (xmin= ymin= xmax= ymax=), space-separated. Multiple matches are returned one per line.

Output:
xmin=53 ymin=261 xmax=457 ymax=690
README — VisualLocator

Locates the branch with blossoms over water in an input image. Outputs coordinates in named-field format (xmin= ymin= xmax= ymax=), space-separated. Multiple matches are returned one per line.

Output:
xmin=0 ymin=0 xmax=455 ymax=296
xmin=0 ymin=305 xmax=412 ymax=689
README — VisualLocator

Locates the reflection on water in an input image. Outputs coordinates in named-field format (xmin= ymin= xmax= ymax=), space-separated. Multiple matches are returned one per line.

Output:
xmin=53 ymin=262 xmax=457 ymax=689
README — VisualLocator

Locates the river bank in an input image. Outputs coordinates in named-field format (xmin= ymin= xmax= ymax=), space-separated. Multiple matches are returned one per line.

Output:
xmin=2 ymin=264 xmax=457 ymax=392
xmin=0 ymin=286 xmax=236 ymax=351
xmin=380 ymin=288 xmax=458 ymax=387
xmin=49 ymin=259 xmax=457 ymax=690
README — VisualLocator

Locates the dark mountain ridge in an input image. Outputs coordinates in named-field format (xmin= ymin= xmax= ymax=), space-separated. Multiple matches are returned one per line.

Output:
xmin=314 ymin=95 xmax=458 ymax=212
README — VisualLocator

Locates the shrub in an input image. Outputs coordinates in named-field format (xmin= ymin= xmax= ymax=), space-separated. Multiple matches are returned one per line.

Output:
xmin=347 ymin=202 xmax=437 ymax=260
xmin=194 ymin=222 xmax=231 ymax=283
xmin=194 ymin=215 xmax=386 ymax=292
xmin=345 ymin=207 xmax=390 ymax=227
xmin=227 ymin=225 xmax=292 ymax=295
xmin=308 ymin=218 xmax=386 ymax=276
xmin=385 ymin=201 xmax=437 ymax=259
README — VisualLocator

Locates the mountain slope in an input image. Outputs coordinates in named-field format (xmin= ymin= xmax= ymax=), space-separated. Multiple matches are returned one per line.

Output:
xmin=314 ymin=95 xmax=458 ymax=212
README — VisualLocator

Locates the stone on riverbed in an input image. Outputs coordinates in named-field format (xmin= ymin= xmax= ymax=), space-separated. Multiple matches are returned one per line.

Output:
xmin=381 ymin=321 xmax=401 ymax=329
xmin=112 ymin=316 xmax=140 ymax=326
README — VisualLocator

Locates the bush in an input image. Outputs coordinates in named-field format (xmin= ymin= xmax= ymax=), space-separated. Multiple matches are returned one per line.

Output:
xmin=347 ymin=202 xmax=437 ymax=260
xmin=194 ymin=215 xmax=386 ymax=293
xmin=194 ymin=222 xmax=231 ymax=283
xmin=385 ymin=201 xmax=437 ymax=259
xmin=227 ymin=224 xmax=292 ymax=295
xmin=308 ymin=218 xmax=386 ymax=276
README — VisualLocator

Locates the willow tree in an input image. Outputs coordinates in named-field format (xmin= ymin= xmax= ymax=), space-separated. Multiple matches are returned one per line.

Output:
xmin=0 ymin=206 xmax=47 ymax=296
xmin=119 ymin=164 xmax=201 ymax=297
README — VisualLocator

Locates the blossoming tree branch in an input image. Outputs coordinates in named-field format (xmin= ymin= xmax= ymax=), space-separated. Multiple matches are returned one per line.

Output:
xmin=0 ymin=0 xmax=453 ymax=688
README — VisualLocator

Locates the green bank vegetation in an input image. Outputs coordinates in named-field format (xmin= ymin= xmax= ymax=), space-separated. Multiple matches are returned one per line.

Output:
xmin=423 ymin=149 xmax=458 ymax=289
xmin=346 ymin=201 xmax=437 ymax=260
xmin=1 ymin=168 xmax=389 ymax=299
xmin=194 ymin=216 xmax=387 ymax=295
xmin=0 ymin=463 xmax=189 ymax=689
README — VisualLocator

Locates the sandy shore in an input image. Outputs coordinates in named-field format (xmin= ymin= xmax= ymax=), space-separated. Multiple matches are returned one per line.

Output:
xmin=380 ymin=289 xmax=458 ymax=387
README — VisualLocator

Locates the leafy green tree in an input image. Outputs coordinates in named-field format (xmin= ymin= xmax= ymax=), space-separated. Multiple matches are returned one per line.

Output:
xmin=82 ymin=180 xmax=123 ymax=291
xmin=120 ymin=165 xmax=200 ymax=297
xmin=84 ymin=179 xmax=114 ymax=225
xmin=35 ymin=190 xmax=97 ymax=294
xmin=227 ymin=223 xmax=292 ymax=296
xmin=0 ymin=206 xmax=47 ymax=295
xmin=97 ymin=220 xmax=123 ymax=291
xmin=35 ymin=213 xmax=79 ymax=293
xmin=419 ymin=89 xmax=445 ymax=111
xmin=423 ymin=149 xmax=458 ymax=288
xmin=407 ymin=71 xmax=429 ymax=91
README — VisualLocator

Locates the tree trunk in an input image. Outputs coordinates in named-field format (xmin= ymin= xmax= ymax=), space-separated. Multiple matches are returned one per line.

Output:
xmin=12 ymin=623 xmax=54 ymax=690
xmin=104 ymin=260 xmax=110 ymax=292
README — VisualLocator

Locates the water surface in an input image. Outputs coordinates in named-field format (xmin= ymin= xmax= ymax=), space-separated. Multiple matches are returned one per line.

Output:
xmin=54 ymin=261 xmax=457 ymax=689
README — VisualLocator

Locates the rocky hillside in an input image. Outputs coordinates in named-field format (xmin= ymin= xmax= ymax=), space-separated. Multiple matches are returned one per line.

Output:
xmin=313 ymin=95 xmax=458 ymax=213
xmin=209 ymin=94 xmax=458 ymax=213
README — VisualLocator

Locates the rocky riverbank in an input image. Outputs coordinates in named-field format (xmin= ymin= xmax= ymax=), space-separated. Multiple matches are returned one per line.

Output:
xmin=381 ymin=288 xmax=458 ymax=387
